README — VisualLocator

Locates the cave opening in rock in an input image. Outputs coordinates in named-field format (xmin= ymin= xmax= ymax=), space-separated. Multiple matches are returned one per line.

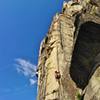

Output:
xmin=70 ymin=21 xmax=100 ymax=89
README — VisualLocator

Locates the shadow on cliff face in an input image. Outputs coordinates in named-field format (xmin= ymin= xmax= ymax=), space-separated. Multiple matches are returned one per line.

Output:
xmin=70 ymin=21 xmax=100 ymax=89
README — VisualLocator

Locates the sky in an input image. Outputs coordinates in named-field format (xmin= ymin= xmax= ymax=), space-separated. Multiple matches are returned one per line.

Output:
xmin=0 ymin=0 xmax=64 ymax=100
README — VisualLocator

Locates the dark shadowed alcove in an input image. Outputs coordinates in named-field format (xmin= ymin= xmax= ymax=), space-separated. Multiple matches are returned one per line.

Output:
xmin=70 ymin=21 xmax=100 ymax=89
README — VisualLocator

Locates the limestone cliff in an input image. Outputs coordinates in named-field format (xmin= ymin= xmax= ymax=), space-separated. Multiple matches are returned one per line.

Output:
xmin=37 ymin=0 xmax=100 ymax=100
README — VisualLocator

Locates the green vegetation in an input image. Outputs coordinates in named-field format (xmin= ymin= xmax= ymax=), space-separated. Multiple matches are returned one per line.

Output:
xmin=77 ymin=93 xmax=82 ymax=100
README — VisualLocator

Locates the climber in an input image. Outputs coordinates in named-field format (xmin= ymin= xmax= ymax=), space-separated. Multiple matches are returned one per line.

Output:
xmin=55 ymin=71 xmax=61 ymax=80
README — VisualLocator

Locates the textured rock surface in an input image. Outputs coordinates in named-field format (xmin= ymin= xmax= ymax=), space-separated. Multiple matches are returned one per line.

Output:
xmin=37 ymin=0 xmax=100 ymax=100
xmin=83 ymin=53 xmax=100 ymax=100
xmin=84 ymin=67 xmax=100 ymax=100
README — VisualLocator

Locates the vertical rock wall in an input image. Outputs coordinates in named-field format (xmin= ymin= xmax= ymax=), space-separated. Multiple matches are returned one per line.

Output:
xmin=37 ymin=0 xmax=100 ymax=100
xmin=37 ymin=1 xmax=82 ymax=100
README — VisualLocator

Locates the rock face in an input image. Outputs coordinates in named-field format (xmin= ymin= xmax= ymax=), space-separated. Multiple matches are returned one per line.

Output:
xmin=37 ymin=0 xmax=100 ymax=100
xmin=84 ymin=67 xmax=100 ymax=100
